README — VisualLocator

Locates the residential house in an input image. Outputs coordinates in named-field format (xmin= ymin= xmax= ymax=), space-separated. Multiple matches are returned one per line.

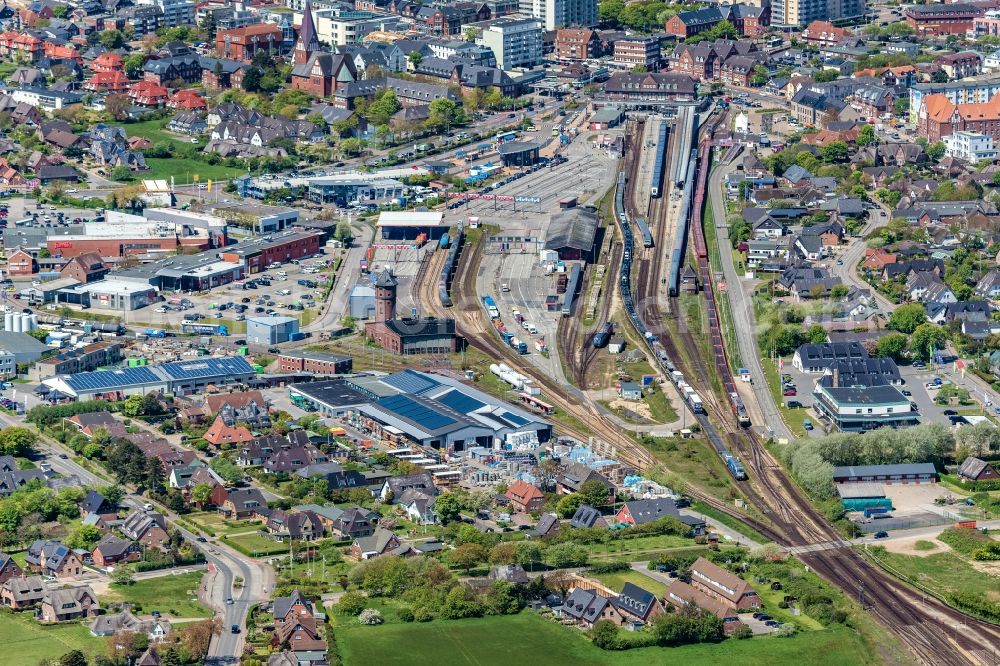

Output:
xmin=489 ymin=564 xmax=530 ymax=584
xmin=80 ymin=489 xmax=117 ymax=524
xmin=262 ymin=444 xmax=328 ymax=475
xmin=350 ymin=527 xmax=400 ymax=559
xmin=265 ymin=509 xmax=324 ymax=541
xmin=273 ymin=589 xmax=315 ymax=624
xmin=203 ymin=416 xmax=253 ymax=447
xmin=957 ymin=456 xmax=1000 ymax=481
xmin=39 ymin=586 xmax=98 ymax=622
xmin=555 ymin=587 xmax=626 ymax=628
xmin=90 ymin=609 xmax=144 ymax=636
xmin=0 ymin=574 xmax=45 ymax=609
xmin=379 ymin=473 xmax=436 ymax=503
xmin=219 ymin=488 xmax=268 ymax=520
xmin=120 ymin=511 xmax=170 ymax=551
xmin=0 ymin=552 xmax=23 ymax=583
xmin=504 ymin=479 xmax=545 ymax=512
xmin=689 ymin=556 xmax=761 ymax=609
xmin=295 ymin=462 xmax=367 ymax=492
xmin=614 ymin=498 xmax=705 ymax=534
xmin=25 ymin=540 xmax=83 ymax=578
xmin=612 ymin=582 xmax=665 ymax=627
xmin=665 ymin=579 xmax=744 ymax=634
xmin=270 ymin=613 xmax=326 ymax=653
xmin=91 ymin=534 xmax=141 ymax=568
xmin=569 ymin=504 xmax=608 ymax=529
xmin=531 ymin=513 xmax=561 ymax=538
xmin=556 ymin=462 xmax=614 ymax=495
xmin=66 ymin=412 xmax=128 ymax=439
xmin=60 ymin=253 xmax=109 ymax=284
xmin=329 ymin=507 xmax=375 ymax=539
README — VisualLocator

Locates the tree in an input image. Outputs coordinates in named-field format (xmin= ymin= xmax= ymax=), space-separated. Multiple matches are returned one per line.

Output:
xmin=146 ymin=456 xmax=165 ymax=493
xmin=99 ymin=30 xmax=125 ymax=49
xmin=191 ymin=483 xmax=214 ymax=506
xmin=208 ymin=456 xmax=241 ymax=484
xmin=873 ymin=332 xmax=909 ymax=361
xmin=0 ymin=426 xmax=37 ymax=457
xmin=820 ymin=141 xmax=849 ymax=163
xmin=515 ymin=541 xmax=544 ymax=567
xmin=484 ymin=580 xmax=523 ymax=615
xmin=449 ymin=543 xmax=487 ymax=572
xmin=111 ymin=165 xmax=132 ymax=182
xmin=488 ymin=542 xmax=517 ymax=565
xmin=100 ymin=485 xmax=125 ymax=508
xmin=749 ymin=65 xmax=769 ymax=87
xmin=434 ymin=492 xmax=463 ymax=524
xmin=66 ymin=524 xmax=102 ymax=550
xmin=59 ymin=650 xmax=88 ymax=666
xmin=483 ymin=86 xmax=503 ymax=110
xmin=242 ymin=66 xmax=263 ymax=92
xmin=932 ymin=70 xmax=949 ymax=83
xmin=121 ymin=395 xmax=145 ymax=417
xmin=336 ymin=591 xmax=367 ymax=616
xmin=857 ymin=124 xmax=877 ymax=146
xmin=545 ymin=543 xmax=588 ymax=568
xmin=813 ymin=69 xmax=838 ymax=83
xmin=830 ymin=284 xmax=849 ymax=300
xmin=428 ymin=98 xmax=461 ymax=130
xmin=334 ymin=221 xmax=352 ymax=245
xmin=807 ymin=324 xmax=827 ymax=344
xmin=340 ymin=138 xmax=363 ymax=156
xmin=591 ymin=620 xmax=621 ymax=649
xmin=111 ymin=566 xmax=134 ymax=586
xmin=408 ymin=51 xmax=423 ymax=68
xmin=888 ymin=303 xmax=928 ymax=334
xmin=926 ymin=141 xmax=946 ymax=161
xmin=911 ymin=324 xmax=947 ymax=361
xmin=578 ymin=479 xmax=610 ymax=507
xmin=556 ymin=492 xmax=584 ymax=518
xmin=178 ymin=618 xmax=221 ymax=661
xmin=123 ymin=54 xmax=147 ymax=79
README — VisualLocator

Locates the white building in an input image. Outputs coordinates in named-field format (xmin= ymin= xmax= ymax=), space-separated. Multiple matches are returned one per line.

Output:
xmin=478 ymin=17 xmax=543 ymax=70
xmin=10 ymin=87 xmax=81 ymax=111
xmin=136 ymin=0 xmax=195 ymax=27
xmin=944 ymin=131 xmax=998 ymax=162
xmin=985 ymin=49 xmax=1000 ymax=73
xmin=519 ymin=0 xmax=596 ymax=30
xmin=305 ymin=7 xmax=382 ymax=45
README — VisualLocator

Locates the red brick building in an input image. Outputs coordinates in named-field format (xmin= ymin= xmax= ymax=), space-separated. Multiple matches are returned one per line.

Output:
xmin=800 ymin=21 xmax=851 ymax=47
xmin=917 ymin=93 xmax=1000 ymax=142
xmin=219 ymin=231 xmax=323 ymax=273
xmin=277 ymin=351 xmax=353 ymax=375
xmin=0 ymin=553 xmax=23 ymax=583
xmin=905 ymin=3 xmax=983 ymax=36
xmin=91 ymin=52 xmax=124 ymax=74
xmin=613 ymin=36 xmax=661 ymax=72
xmin=7 ymin=247 xmax=37 ymax=276
xmin=364 ymin=269 xmax=458 ymax=354
xmin=504 ymin=480 xmax=545 ymax=512
xmin=216 ymin=24 xmax=283 ymax=63
xmin=91 ymin=535 xmax=141 ymax=569
xmin=554 ymin=28 xmax=603 ymax=61
xmin=690 ymin=557 xmax=761 ymax=610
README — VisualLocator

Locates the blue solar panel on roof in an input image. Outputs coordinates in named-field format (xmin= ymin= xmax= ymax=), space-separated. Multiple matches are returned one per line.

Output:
xmin=67 ymin=366 xmax=160 ymax=391
xmin=160 ymin=356 xmax=255 ymax=379
xmin=381 ymin=369 xmax=440 ymax=394
xmin=499 ymin=410 xmax=528 ymax=426
xmin=436 ymin=389 xmax=485 ymax=414
xmin=378 ymin=394 xmax=456 ymax=430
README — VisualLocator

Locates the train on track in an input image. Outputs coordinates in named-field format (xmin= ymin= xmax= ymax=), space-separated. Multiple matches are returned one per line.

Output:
xmin=614 ymin=113 xmax=748 ymax=481
xmin=438 ymin=226 xmax=463 ymax=307
xmin=592 ymin=322 xmax=613 ymax=348
xmin=730 ymin=391 xmax=751 ymax=428
xmin=635 ymin=217 xmax=654 ymax=248
xmin=562 ymin=263 xmax=581 ymax=316
xmin=650 ymin=120 xmax=669 ymax=198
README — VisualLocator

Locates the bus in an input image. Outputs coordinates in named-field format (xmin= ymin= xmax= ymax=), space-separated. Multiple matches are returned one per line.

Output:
xmin=495 ymin=131 xmax=517 ymax=145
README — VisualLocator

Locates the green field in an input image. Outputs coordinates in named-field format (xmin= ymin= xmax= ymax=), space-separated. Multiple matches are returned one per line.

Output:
xmin=2 ymin=612 xmax=105 ymax=663
xmin=334 ymin=612 xmax=877 ymax=666
xmin=143 ymin=158 xmax=245 ymax=183
xmin=106 ymin=572 xmax=211 ymax=618
xmin=585 ymin=534 xmax=700 ymax=560
xmin=642 ymin=435 xmax=739 ymax=500
xmin=114 ymin=118 xmax=194 ymax=147
xmin=865 ymin=547 xmax=998 ymax=600
xmin=223 ymin=532 xmax=292 ymax=556
xmin=588 ymin=568 xmax=662 ymax=592
xmin=185 ymin=511 xmax=263 ymax=536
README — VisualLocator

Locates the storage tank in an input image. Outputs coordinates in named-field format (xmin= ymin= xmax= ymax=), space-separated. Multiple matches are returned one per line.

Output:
xmin=21 ymin=313 xmax=33 ymax=332
xmin=11 ymin=315 xmax=21 ymax=333
xmin=4 ymin=313 xmax=13 ymax=332
xmin=29 ymin=314 xmax=38 ymax=330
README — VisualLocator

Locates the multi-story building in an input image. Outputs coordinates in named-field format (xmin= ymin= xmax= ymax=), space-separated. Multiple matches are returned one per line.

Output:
xmin=905 ymin=3 xmax=982 ymax=36
xmin=975 ymin=9 xmax=1000 ymax=37
xmin=307 ymin=7 xmax=382 ymax=46
xmin=944 ymin=131 xmax=998 ymax=163
xmin=613 ymin=36 xmax=661 ymax=71
xmin=519 ymin=0 xmax=596 ymax=30
xmin=216 ymin=23 xmax=283 ymax=62
xmin=28 ymin=342 xmax=123 ymax=382
xmin=554 ymin=28 xmax=602 ymax=60
xmin=135 ymin=0 xmax=195 ymax=27
xmin=934 ymin=51 xmax=982 ymax=80
xmin=601 ymin=72 xmax=698 ymax=105
xmin=909 ymin=74 xmax=1000 ymax=124
xmin=276 ymin=350 xmax=353 ymax=374
xmin=478 ymin=17 xmax=543 ymax=70
xmin=665 ymin=3 xmax=769 ymax=39
xmin=772 ymin=0 xmax=864 ymax=28
xmin=918 ymin=93 xmax=1000 ymax=142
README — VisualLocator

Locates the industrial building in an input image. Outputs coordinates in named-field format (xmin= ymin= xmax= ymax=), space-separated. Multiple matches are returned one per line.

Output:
xmin=28 ymin=342 xmax=123 ymax=382
xmin=0 ymin=331 xmax=50 ymax=378
xmin=349 ymin=284 xmax=376 ymax=319
xmin=832 ymin=463 xmax=938 ymax=485
xmin=246 ymin=316 xmax=300 ymax=345
xmin=307 ymin=174 xmax=406 ymax=206
xmin=55 ymin=280 xmax=160 ymax=312
xmin=39 ymin=356 xmax=257 ymax=400
xmin=544 ymin=207 xmax=598 ymax=261
xmin=206 ymin=203 xmax=299 ymax=234
xmin=219 ymin=230 xmax=323 ymax=273
xmin=277 ymin=350 xmax=353 ymax=375
xmin=115 ymin=254 xmax=244 ymax=292
xmin=376 ymin=211 xmax=448 ymax=241
xmin=289 ymin=369 xmax=551 ymax=453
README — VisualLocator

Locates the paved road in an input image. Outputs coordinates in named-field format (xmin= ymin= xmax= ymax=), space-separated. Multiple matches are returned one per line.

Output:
xmin=828 ymin=203 xmax=895 ymax=312
xmin=302 ymin=220 xmax=374 ymax=334
xmin=708 ymin=153 xmax=791 ymax=441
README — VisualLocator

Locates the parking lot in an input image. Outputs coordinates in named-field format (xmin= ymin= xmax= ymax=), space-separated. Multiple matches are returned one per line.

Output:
xmin=128 ymin=257 xmax=332 ymax=335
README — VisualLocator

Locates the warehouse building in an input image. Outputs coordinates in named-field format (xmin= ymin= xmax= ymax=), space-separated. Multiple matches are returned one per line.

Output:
xmin=289 ymin=369 xmax=551 ymax=453
xmin=544 ymin=207 xmax=598 ymax=262
xmin=56 ymin=280 xmax=160 ymax=312
xmin=39 ymin=356 xmax=257 ymax=400
xmin=307 ymin=174 xmax=406 ymax=206
xmin=376 ymin=211 xmax=448 ymax=241
xmin=0 ymin=332 xmax=50 ymax=378
xmin=498 ymin=141 xmax=542 ymax=167
xmin=246 ymin=316 xmax=300 ymax=345
xmin=206 ymin=203 xmax=299 ymax=234
xmin=219 ymin=230 xmax=323 ymax=273
xmin=115 ymin=254 xmax=244 ymax=292
xmin=832 ymin=463 xmax=938 ymax=485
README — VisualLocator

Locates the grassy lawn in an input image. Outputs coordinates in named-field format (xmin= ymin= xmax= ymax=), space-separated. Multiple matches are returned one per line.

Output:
xmin=114 ymin=118 xmax=195 ymax=148
xmin=105 ymin=572 xmax=211 ymax=618
xmin=143 ymin=158 xmax=245 ymax=183
xmin=223 ymin=532 xmax=293 ymax=557
xmin=585 ymin=534 xmax=698 ymax=560
xmin=2 ymin=612 xmax=105 ymax=664
xmin=691 ymin=500 xmax=770 ymax=545
xmin=334 ymin=612 xmax=877 ymax=666
xmin=642 ymin=435 xmax=740 ymax=501
xmin=588 ymin=568 xmax=662 ymax=592
xmin=863 ymin=547 xmax=999 ymax=601
xmin=186 ymin=511 xmax=262 ymax=537
xmin=762 ymin=358 xmax=808 ymax=438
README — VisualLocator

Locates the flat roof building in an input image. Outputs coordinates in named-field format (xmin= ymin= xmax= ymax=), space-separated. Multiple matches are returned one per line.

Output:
xmin=545 ymin=207 xmax=598 ymax=262
xmin=832 ymin=463 xmax=938 ymax=484
xmin=376 ymin=211 xmax=447 ymax=240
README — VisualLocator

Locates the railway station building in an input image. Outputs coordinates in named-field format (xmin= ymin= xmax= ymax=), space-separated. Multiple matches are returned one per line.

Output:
xmin=498 ymin=141 xmax=542 ymax=167
xmin=544 ymin=207 xmax=598 ymax=262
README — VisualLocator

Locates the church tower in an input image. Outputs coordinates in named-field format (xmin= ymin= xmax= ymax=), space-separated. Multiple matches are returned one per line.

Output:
xmin=294 ymin=0 xmax=320 ymax=66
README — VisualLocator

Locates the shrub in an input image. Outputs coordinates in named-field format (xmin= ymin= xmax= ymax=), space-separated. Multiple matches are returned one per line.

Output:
xmin=414 ymin=607 xmax=433 ymax=622
xmin=358 ymin=609 xmax=383 ymax=625
xmin=773 ymin=623 xmax=798 ymax=637
xmin=335 ymin=591 xmax=367 ymax=617
xmin=588 ymin=561 xmax=630 ymax=574
xmin=732 ymin=624 xmax=753 ymax=640
xmin=398 ymin=606 xmax=415 ymax=622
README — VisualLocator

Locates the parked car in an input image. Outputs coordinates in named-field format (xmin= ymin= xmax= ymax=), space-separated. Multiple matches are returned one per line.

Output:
xmin=874 ymin=531 xmax=889 ymax=539
xmin=803 ymin=419 xmax=813 ymax=431
xmin=787 ymin=400 xmax=802 ymax=408
xmin=783 ymin=387 xmax=797 ymax=396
